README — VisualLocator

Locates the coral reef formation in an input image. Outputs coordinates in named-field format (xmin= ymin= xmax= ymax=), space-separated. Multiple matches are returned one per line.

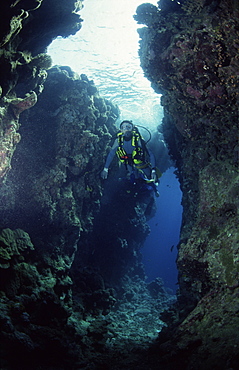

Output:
xmin=1 ymin=0 xmax=238 ymax=369
xmin=0 ymin=91 xmax=38 ymax=180
xmin=135 ymin=0 xmax=239 ymax=368
xmin=0 ymin=0 xmax=84 ymax=183
xmin=0 ymin=228 xmax=34 ymax=268
xmin=0 ymin=61 xmax=172 ymax=368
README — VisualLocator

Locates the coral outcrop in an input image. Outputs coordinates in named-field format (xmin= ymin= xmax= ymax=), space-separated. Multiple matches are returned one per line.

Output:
xmin=0 ymin=60 xmax=172 ymax=368
xmin=0 ymin=0 xmax=84 ymax=183
xmin=0 ymin=91 xmax=37 ymax=179
xmin=0 ymin=228 xmax=34 ymax=269
xmin=135 ymin=0 xmax=239 ymax=368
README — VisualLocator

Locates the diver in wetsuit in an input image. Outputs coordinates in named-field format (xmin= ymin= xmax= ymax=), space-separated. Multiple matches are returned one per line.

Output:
xmin=101 ymin=120 xmax=160 ymax=196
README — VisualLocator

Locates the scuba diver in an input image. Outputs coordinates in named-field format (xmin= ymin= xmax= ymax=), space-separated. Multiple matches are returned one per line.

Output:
xmin=101 ymin=120 xmax=160 ymax=197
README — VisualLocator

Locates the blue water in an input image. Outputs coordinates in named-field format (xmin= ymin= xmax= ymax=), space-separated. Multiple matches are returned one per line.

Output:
xmin=142 ymin=167 xmax=182 ymax=293
xmin=47 ymin=0 xmax=162 ymax=128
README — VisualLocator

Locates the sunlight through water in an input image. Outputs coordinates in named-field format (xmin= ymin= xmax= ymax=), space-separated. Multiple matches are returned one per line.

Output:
xmin=47 ymin=0 xmax=163 ymax=130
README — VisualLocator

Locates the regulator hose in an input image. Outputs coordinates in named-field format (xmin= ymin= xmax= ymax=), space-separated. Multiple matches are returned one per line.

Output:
xmin=135 ymin=125 xmax=152 ymax=144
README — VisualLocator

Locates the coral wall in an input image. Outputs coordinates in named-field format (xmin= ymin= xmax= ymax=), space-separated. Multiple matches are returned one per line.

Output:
xmin=135 ymin=0 xmax=239 ymax=368
xmin=0 ymin=0 xmax=83 ymax=180
xmin=0 ymin=2 xmax=165 ymax=368
xmin=1 ymin=0 xmax=239 ymax=368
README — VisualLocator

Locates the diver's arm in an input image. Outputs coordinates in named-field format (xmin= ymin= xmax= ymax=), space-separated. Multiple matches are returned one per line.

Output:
xmin=104 ymin=138 xmax=118 ymax=168
xmin=139 ymin=139 xmax=157 ymax=181
xmin=101 ymin=139 xmax=118 ymax=179
xmin=147 ymin=148 xmax=159 ymax=182
xmin=139 ymin=138 xmax=156 ymax=168
xmin=148 ymin=148 xmax=156 ymax=169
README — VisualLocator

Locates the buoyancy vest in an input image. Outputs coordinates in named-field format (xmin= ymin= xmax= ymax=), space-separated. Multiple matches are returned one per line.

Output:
xmin=116 ymin=130 xmax=149 ymax=169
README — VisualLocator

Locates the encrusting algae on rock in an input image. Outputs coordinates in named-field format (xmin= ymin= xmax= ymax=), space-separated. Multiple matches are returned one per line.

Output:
xmin=134 ymin=0 xmax=239 ymax=368
xmin=0 ymin=228 xmax=34 ymax=269
xmin=9 ymin=91 xmax=37 ymax=118
xmin=0 ymin=91 xmax=37 ymax=180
